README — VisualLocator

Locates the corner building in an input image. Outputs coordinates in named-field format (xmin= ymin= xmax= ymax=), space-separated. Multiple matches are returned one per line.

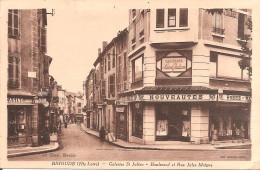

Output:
xmin=120 ymin=9 xmax=251 ymax=144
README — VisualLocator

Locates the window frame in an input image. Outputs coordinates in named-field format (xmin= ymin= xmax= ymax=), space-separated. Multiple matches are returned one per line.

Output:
xmin=8 ymin=9 xmax=20 ymax=39
xmin=132 ymin=55 xmax=144 ymax=83
xmin=156 ymin=9 xmax=165 ymax=28
xmin=168 ymin=8 xmax=176 ymax=27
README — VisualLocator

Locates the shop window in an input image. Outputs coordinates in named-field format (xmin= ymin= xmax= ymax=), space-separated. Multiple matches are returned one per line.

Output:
xmin=168 ymin=9 xmax=176 ymax=27
xmin=238 ymin=13 xmax=245 ymax=39
xmin=132 ymin=103 xmax=143 ymax=138
xmin=8 ymin=56 xmax=20 ymax=89
xmin=8 ymin=107 xmax=29 ymax=137
xmin=132 ymin=55 xmax=143 ymax=82
xmin=156 ymin=9 xmax=165 ymax=28
xmin=8 ymin=9 xmax=20 ymax=38
xmin=179 ymin=8 xmax=188 ymax=27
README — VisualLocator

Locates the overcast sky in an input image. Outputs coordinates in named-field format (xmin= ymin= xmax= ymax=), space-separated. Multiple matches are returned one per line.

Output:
xmin=47 ymin=1 xmax=129 ymax=93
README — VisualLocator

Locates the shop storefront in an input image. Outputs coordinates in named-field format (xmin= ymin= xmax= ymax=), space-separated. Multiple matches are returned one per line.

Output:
xmin=155 ymin=103 xmax=191 ymax=141
xmin=38 ymin=97 xmax=50 ymax=145
xmin=120 ymin=88 xmax=251 ymax=144
xmin=209 ymin=93 xmax=251 ymax=141
xmin=7 ymin=95 xmax=34 ymax=147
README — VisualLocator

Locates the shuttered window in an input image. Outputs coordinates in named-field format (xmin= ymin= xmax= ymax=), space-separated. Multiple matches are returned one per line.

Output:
xmin=8 ymin=56 xmax=20 ymax=89
xmin=180 ymin=8 xmax=188 ymax=27
xmin=156 ymin=9 xmax=164 ymax=28
xmin=8 ymin=9 xmax=20 ymax=38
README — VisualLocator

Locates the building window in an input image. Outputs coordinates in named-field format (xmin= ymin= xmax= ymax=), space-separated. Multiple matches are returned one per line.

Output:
xmin=179 ymin=8 xmax=188 ymax=27
xmin=8 ymin=56 xmax=20 ymax=89
xmin=216 ymin=53 xmax=242 ymax=80
xmin=156 ymin=9 xmax=164 ymax=28
xmin=104 ymin=57 xmax=107 ymax=73
xmin=238 ymin=13 xmax=245 ymax=39
xmin=124 ymin=52 xmax=127 ymax=70
xmin=78 ymin=109 xmax=81 ymax=113
xmin=118 ymin=55 xmax=122 ymax=72
xmin=168 ymin=9 xmax=176 ymax=27
xmin=108 ymin=54 xmax=111 ymax=71
xmin=132 ymin=103 xmax=143 ymax=139
xmin=212 ymin=13 xmax=224 ymax=35
xmin=132 ymin=55 xmax=143 ymax=82
xmin=101 ymin=80 xmax=106 ymax=98
xmin=112 ymin=49 xmax=115 ymax=68
xmin=210 ymin=51 xmax=218 ymax=78
xmin=77 ymin=103 xmax=81 ymax=107
xmin=108 ymin=74 xmax=115 ymax=97
xmin=8 ymin=9 xmax=20 ymax=38
xmin=132 ymin=9 xmax=136 ymax=19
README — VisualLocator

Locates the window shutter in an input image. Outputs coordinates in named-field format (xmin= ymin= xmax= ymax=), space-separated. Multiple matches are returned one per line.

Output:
xmin=156 ymin=9 xmax=164 ymax=28
xmin=180 ymin=8 xmax=188 ymax=27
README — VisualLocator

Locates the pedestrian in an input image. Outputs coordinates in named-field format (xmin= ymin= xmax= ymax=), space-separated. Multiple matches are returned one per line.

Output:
xmin=211 ymin=129 xmax=218 ymax=145
xmin=240 ymin=123 xmax=245 ymax=143
xmin=64 ymin=121 xmax=67 ymax=128
xmin=232 ymin=123 xmax=236 ymax=143
xmin=99 ymin=126 xmax=105 ymax=141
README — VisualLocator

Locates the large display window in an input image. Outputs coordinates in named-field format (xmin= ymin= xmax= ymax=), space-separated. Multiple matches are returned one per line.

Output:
xmin=155 ymin=103 xmax=191 ymax=141
xmin=132 ymin=103 xmax=143 ymax=139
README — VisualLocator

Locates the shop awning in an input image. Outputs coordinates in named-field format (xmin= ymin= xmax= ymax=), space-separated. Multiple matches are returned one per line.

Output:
xmin=119 ymin=86 xmax=218 ymax=97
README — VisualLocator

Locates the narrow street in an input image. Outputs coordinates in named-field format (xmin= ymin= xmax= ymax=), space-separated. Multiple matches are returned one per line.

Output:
xmin=9 ymin=124 xmax=251 ymax=161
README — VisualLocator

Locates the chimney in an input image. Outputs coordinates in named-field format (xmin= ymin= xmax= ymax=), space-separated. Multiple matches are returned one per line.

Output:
xmin=98 ymin=48 xmax=101 ymax=56
xmin=102 ymin=41 xmax=107 ymax=51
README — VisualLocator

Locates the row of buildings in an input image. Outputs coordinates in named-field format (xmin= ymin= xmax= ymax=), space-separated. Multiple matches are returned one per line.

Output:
xmin=84 ymin=9 xmax=252 ymax=144
xmin=7 ymin=9 xmax=84 ymax=147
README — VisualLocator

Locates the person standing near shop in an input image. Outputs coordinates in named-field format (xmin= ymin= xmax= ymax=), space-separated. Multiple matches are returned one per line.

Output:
xmin=232 ymin=123 xmax=236 ymax=143
xmin=240 ymin=123 xmax=245 ymax=143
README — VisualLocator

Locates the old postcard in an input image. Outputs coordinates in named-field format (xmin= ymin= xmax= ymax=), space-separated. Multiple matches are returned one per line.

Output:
xmin=0 ymin=0 xmax=260 ymax=169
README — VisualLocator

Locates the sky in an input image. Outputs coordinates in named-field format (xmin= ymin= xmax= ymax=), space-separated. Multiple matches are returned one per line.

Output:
xmin=46 ymin=1 xmax=129 ymax=93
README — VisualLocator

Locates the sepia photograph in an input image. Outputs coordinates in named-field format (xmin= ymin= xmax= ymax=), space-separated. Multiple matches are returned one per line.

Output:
xmin=0 ymin=0 xmax=260 ymax=169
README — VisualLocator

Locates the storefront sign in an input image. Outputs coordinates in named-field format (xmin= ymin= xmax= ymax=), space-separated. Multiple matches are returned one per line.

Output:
xmin=218 ymin=94 xmax=251 ymax=103
xmin=116 ymin=107 xmax=125 ymax=112
xmin=120 ymin=94 xmax=217 ymax=102
xmin=38 ymin=98 xmax=49 ymax=107
xmin=162 ymin=57 xmax=186 ymax=72
xmin=7 ymin=97 xmax=33 ymax=105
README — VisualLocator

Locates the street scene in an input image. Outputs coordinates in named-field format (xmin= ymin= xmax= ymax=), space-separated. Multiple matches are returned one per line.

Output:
xmin=9 ymin=123 xmax=251 ymax=161
xmin=5 ymin=6 xmax=252 ymax=164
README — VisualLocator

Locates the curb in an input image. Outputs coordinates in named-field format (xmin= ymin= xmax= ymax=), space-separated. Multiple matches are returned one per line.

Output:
xmin=7 ymin=142 xmax=59 ymax=158
xmin=81 ymin=125 xmax=251 ymax=151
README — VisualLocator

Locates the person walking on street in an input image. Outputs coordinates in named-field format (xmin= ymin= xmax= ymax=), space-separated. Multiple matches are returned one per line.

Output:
xmin=232 ymin=123 xmax=236 ymax=143
xmin=240 ymin=123 xmax=245 ymax=143
xmin=99 ymin=126 xmax=105 ymax=142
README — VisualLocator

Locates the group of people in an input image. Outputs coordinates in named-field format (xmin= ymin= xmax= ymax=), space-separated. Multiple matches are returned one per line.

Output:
xmin=211 ymin=123 xmax=246 ymax=145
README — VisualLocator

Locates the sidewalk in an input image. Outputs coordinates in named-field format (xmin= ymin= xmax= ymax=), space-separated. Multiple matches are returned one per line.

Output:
xmin=7 ymin=140 xmax=59 ymax=158
xmin=81 ymin=123 xmax=251 ymax=151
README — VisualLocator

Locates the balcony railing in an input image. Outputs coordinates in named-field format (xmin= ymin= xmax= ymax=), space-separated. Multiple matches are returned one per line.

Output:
xmin=212 ymin=27 xmax=225 ymax=35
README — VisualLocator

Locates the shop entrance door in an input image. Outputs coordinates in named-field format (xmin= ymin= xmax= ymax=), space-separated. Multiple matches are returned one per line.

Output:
xmin=116 ymin=112 xmax=127 ymax=141
xmin=168 ymin=109 xmax=183 ymax=140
